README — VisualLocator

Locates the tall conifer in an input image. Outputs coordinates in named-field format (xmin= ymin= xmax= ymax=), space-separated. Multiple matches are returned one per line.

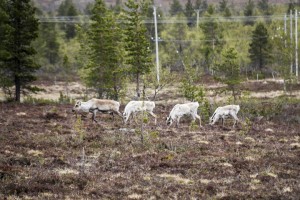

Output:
xmin=1 ymin=0 xmax=40 ymax=102
xmin=123 ymin=0 xmax=152 ymax=98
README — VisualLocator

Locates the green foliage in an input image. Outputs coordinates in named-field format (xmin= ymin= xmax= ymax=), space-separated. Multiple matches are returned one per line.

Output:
xmin=258 ymin=0 xmax=273 ymax=16
xmin=0 ymin=0 xmax=40 ymax=102
xmin=249 ymin=22 xmax=272 ymax=72
xmin=185 ymin=0 xmax=194 ymax=18
xmin=112 ymin=0 xmax=123 ymax=14
xmin=244 ymin=0 xmax=255 ymax=26
xmin=200 ymin=9 xmax=224 ymax=73
xmin=35 ymin=21 xmax=60 ymax=65
xmin=59 ymin=91 xmax=72 ymax=104
xmin=219 ymin=0 xmax=228 ymax=13
xmin=180 ymin=66 xmax=203 ymax=102
xmin=23 ymin=96 xmax=57 ymax=105
xmin=170 ymin=0 xmax=183 ymax=16
xmin=74 ymin=116 xmax=86 ymax=143
xmin=123 ymin=0 xmax=153 ymax=97
xmin=194 ymin=0 xmax=208 ymax=14
xmin=144 ymin=67 xmax=176 ymax=100
xmin=189 ymin=121 xmax=199 ymax=132
xmin=80 ymin=0 xmax=126 ymax=100
xmin=239 ymin=93 xmax=291 ymax=120
xmin=180 ymin=65 xmax=210 ymax=121
xmin=58 ymin=0 xmax=79 ymax=39
xmin=214 ymin=47 xmax=242 ymax=102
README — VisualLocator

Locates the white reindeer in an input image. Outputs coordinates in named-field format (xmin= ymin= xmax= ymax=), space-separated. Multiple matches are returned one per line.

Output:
xmin=166 ymin=102 xmax=201 ymax=128
xmin=72 ymin=98 xmax=123 ymax=123
xmin=209 ymin=105 xmax=240 ymax=127
xmin=123 ymin=101 xmax=157 ymax=125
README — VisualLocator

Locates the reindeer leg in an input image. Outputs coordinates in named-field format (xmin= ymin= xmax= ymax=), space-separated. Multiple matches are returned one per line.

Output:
xmin=149 ymin=111 xmax=157 ymax=125
xmin=195 ymin=114 xmax=202 ymax=127
xmin=91 ymin=110 xmax=98 ymax=123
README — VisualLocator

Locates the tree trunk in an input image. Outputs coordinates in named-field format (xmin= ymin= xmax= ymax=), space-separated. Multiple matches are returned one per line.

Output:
xmin=15 ymin=75 xmax=21 ymax=102
xmin=136 ymin=73 xmax=140 ymax=98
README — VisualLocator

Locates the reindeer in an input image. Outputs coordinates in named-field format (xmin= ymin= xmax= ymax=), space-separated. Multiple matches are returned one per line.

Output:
xmin=166 ymin=102 xmax=202 ymax=128
xmin=72 ymin=98 xmax=123 ymax=123
xmin=209 ymin=105 xmax=240 ymax=127
xmin=123 ymin=101 xmax=157 ymax=125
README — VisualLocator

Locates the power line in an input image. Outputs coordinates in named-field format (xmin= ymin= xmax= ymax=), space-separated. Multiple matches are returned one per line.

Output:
xmin=38 ymin=14 xmax=292 ymax=23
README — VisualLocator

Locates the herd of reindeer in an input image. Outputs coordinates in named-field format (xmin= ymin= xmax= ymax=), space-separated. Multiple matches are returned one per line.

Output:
xmin=72 ymin=98 xmax=240 ymax=128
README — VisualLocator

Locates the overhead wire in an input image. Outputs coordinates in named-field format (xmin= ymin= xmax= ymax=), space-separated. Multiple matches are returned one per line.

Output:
xmin=38 ymin=14 xmax=292 ymax=23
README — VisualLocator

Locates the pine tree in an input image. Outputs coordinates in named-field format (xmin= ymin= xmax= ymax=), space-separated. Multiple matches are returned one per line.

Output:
xmin=0 ymin=1 xmax=11 ymax=60
xmin=219 ymin=0 xmax=231 ymax=17
xmin=1 ymin=0 xmax=40 ymax=102
xmin=36 ymin=18 xmax=60 ymax=66
xmin=258 ymin=0 xmax=272 ymax=16
xmin=123 ymin=0 xmax=153 ymax=98
xmin=170 ymin=0 xmax=183 ymax=16
xmin=195 ymin=0 xmax=201 ymax=9
xmin=82 ymin=0 xmax=125 ymax=100
xmin=219 ymin=0 xmax=228 ymax=13
xmin=287 ymin=1 xmax=296 ymax=14
xmin=200 ymin=5 xmax=224 ymax=74
xmin=244 ymin=0 xmax=255 ymax=26
xmin=65 ymin=3 xmax=78 ymax=39
xmin=185 ymin=0 xmax=194 ymax=18
xmin=194 ymin=0 xmax=206 ymax=16
xmin=249 ymin=22 xmax=272 ymax=72
xmin=113 ymin=0 xmax=123 ymax=14
xmin=185 ymin=0 xmax=195 ymax=27
xmin=214 ymin=47 xmax=241 ymax=102
xmin=57 ymin=0 xmax=78 ymax=39
xmin=0 ymin=1 xmax=13 ymax=96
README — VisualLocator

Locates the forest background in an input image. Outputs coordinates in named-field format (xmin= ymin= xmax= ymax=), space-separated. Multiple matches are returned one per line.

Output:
xmin=0 ymin=0 xmax=299 ymax=102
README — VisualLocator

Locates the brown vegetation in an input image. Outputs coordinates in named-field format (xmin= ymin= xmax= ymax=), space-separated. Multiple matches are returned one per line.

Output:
xmin=0 ymin=97 xmax=299 ymax=198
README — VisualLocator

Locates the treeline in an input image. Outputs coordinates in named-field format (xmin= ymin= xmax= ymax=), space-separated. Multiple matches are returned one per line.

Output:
xmin=0 ymin=0 xmax=299 ymax=102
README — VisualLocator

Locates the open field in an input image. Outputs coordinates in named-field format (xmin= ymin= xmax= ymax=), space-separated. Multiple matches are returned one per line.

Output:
xmin=0 ymin=95 xmax=300 ymax=199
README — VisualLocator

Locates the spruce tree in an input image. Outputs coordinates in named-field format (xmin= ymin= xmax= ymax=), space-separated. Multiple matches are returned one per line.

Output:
xmin=258 ymin=0 xmax=272 ymax=16
xmin=249 ymin=22 xmax=272 ymax=72
xmin=194 ymin=0 xmax=207 ymax=15
xmin=170 ymin=0 xmax=183 ymax=16
xmin=244 ymin=0 xmax=255 ymax=26
xmin=287 ymin=1 xmax=296 ymax=14
xmin=0 ymin=1 xmax=10 ymax=60
xmin=185 ymin=0 xmax=194 ymax=18
xmin=82 ymin=0 xmax=125 ymax=100
xmin=200 ymin=5 xmax=224 ymax=74
xmin=36 ymin=18 xmax=60 ymax=66
xmin=219 ymin=0 xmax=228 ymax=13
xmin=123 ymin=0 xmax=152 ymax=98
xmin=0 ymin=1 xmax=13 ymax=96
xmin=57 ymin=0 xmax=78 ymax=39
xmin=214 ymin=48 xmax=241 ymax=102
xmin=1 ymin=0 xmax=40 ymax=102
xmin=185 ymin=0 xmax=195 ymax=27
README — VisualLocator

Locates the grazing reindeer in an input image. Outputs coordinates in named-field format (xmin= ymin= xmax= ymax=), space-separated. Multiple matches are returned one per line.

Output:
xmin=123 ymin=101 xmax=157 ymax=125
xmin=72 ymin=98 xmax=123 ymax=123
xmin=209 ymin=105 xmax=240 ymax=127
xmin=166 ymin=102 xmax=202 ymax=128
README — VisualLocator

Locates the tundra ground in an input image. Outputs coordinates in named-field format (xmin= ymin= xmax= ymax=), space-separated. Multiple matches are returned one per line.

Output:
xmin=0 ymin=101 xmax=299 ymax=199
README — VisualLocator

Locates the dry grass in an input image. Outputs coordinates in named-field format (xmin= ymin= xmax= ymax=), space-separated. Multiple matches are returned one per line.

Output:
xmin=0 ymin=101 xmax=299 ymax=199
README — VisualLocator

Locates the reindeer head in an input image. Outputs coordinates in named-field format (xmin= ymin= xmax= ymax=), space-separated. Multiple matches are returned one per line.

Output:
xmin=166 ymin=116 xmax=173 ymax=126
xmin=72 ymin=100 xmax=81 ymax=112
xmin=208 ymin=116 xmax=213 ymax=124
